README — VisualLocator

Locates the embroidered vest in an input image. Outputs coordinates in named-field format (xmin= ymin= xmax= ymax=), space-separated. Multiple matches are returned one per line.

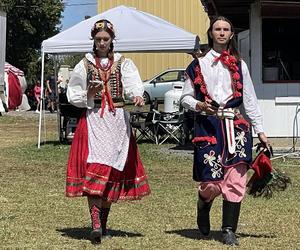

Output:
xmin=186 ymin=58 xmax=253 ymax=182
xmin=84 ymin=56 xmax=125 ymax=102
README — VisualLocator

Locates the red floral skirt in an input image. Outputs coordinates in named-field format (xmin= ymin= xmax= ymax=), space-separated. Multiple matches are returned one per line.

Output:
xmin=65 ymin=112 xmax=151 ymax=202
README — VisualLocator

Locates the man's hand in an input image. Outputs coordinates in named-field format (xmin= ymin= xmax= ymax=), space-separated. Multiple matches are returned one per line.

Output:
xmin=133 ymin=96 xmax=144 ymax=106
xmin=258 ymin=132 xmax=271 ymax=150
xmin=196 ymin=100 xmax=218 ymax=115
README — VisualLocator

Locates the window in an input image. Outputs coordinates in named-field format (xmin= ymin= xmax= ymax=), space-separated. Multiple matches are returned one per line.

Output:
xmin=262 ymin=18 xmax=300 ymax=82
xmin=156 ymin=71 xmax=180 ymax=82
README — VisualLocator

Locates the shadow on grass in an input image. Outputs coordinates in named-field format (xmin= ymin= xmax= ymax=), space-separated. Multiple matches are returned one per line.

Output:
xmin=136 ymin=139 xmax=157 ymax=145
xmin=36 ymin=140 xmax=69 ymax=147
xmin=170 ymin=143 xmax=194 ymax=151
xmin=237 ymin=232 xmax=276 ymax=239
xmin=166 ymin=228 xmax=276 ymax=243
xmin=165 ymin=228 xmax=222 ymax=241
xmin=57 ymin=227 xmax=143 ymax=241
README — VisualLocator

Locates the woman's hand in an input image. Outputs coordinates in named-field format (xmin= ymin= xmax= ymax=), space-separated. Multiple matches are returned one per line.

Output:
xmin=258 ymin=132 xmax=271 ymax=150
xmin=196 ymin=100 xmax=218 ymax=115
xmin=133 ymin=96 xmax=144 ymax=106
xmin=87 ymin=81 xmax=103 ymax=98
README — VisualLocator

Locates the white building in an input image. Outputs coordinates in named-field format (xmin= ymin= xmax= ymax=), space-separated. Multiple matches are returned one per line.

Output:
xmin=202 ymin=0 xmax=300 ymax=137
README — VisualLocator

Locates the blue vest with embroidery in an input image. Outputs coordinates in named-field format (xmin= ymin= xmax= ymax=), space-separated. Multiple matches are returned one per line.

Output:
xmin=186 ymin=59 xmax=253 ymax=182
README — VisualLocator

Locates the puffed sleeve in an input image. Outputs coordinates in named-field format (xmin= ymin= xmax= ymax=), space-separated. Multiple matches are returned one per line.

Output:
xmin=241 ymin=60 xmax=264 ymax=134
xmin=180 ymin=76 xmax=200 ymax=112
xmin=121 ymin=58 xmax=144 ymax=100
xmin=67 ymin=59 xmax=94 ymax=109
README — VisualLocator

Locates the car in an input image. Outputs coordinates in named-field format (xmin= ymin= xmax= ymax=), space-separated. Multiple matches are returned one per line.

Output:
xmin=143 ymin=68 xmax=185 ymax=103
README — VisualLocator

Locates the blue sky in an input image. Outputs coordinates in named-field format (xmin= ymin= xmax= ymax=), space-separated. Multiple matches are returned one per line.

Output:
xmin=61 ymin=0 xmax=97 ymax=30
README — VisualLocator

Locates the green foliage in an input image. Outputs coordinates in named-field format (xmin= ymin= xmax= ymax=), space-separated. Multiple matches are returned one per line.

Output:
xmin=58 ymin=54 xmax=84 ymax=69
xmin=1 ymin=0 xmax=64 ymax=83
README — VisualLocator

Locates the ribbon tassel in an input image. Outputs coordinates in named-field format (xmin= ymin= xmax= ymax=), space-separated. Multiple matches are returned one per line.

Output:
xmin=99 ymin=81 xmax=116 ymax=118
xmin=95 ymin=57 xmax=115 ymax=118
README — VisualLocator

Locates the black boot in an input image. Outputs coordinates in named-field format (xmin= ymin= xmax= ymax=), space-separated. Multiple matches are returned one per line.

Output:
xmin=100 ymin=207 xmax=111 ymax=237
xmin=222 ymin=200 xmax=241 ymax=246
xmin=90 ymin=204 xmax=102 ymax=244
xmin=197 ymin=194 xmax=213 ymax=236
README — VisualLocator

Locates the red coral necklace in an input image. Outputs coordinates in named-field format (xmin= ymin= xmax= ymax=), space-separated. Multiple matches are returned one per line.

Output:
xmin=95 ymin=57 xmax=115 ymax=117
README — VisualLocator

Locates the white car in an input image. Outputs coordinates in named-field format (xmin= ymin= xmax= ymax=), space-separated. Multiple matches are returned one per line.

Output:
xmin=143 ymin=68 xmax=185 ymax=103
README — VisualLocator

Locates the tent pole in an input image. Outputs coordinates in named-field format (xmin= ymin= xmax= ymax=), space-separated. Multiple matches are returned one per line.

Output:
xmin=54 ymin=55 xmax=61 ymax=142
xmin=38 ymin=51 xmax=45 ymax=149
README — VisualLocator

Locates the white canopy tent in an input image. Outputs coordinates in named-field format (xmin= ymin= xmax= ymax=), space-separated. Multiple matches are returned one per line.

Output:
xmin=38 ymin=5 xmax=200 ymax=147
xmin=42 ymin=5 xmax=200 ymax=53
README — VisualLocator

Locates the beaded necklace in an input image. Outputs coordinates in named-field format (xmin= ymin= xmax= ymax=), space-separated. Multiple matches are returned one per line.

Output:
xmin=95 ymin=56 xmax=115 ymax=117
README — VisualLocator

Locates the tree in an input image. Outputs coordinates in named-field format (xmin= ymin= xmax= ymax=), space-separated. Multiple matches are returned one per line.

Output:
xmin=0 ymin=0 xmax=64 ymax=83
xmin=58 ymin=54 xmax=84 ymax=68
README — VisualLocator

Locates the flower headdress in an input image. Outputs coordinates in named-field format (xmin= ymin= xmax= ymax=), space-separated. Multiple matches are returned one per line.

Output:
xmin=91 ymin=19 xmax=115 ymax=39
xmin=93 ymin=21 xmax=114 ymax=32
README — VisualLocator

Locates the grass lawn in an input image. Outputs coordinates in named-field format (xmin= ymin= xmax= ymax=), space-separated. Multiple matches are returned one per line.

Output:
xmin=0 ymin=112 xmax=300 ymax=249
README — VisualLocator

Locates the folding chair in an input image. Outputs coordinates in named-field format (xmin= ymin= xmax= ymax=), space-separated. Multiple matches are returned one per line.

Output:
xmin=58 ymin=96 xmax=85 ymax=143
xmin=155 ymin=111 xmax=185 ymax=145
xmin=130 ymin=111 xmax=158 ymax=144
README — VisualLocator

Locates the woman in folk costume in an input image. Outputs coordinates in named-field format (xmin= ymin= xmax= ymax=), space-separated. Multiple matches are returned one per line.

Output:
xmin=65 ymin=19 xmax=151 ymax=244
xmin=181 ymin=16 xmax=270 ymax=246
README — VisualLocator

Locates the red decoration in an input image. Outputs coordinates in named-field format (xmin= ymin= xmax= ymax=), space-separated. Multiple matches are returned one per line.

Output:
xmin=194 ymin=50 xmax=242 ymax=100
xmin=234 ymin=119 xmax=250 ymax=128
xmin=192 ymin=136 xmax=217 ymax=145
xmin=193 ymin=65 xmax=212 ymax=100
xmin=95 ymin=57 xmax=115 ymax=117
xmin=249 ymin=150 xmax=272 ymax=182
xmin=215 ymin=50 xmax=242 ymax=98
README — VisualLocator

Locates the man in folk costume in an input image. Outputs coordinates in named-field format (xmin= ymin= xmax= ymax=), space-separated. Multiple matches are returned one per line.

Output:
xmin=65 ymin=19 xmax=150 ymax=244
xmin=181 ymin=16 xmax=270 ymax=246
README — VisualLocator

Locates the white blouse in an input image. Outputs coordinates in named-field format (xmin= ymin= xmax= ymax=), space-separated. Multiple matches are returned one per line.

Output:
xmin=181 ymin=49 xmax=264 ymax=134
xmin=67 ymin=53 xmax=144 ymax=171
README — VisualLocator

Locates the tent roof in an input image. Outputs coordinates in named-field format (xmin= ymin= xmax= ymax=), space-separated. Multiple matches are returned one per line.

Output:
xmin=4 ymin=62 xmax=24 ymax=76
xmin=42 ymin=5 xmax=200 ymax=54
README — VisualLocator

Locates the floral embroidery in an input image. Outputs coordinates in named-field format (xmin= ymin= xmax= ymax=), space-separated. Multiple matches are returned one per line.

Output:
xmin=192 ymin=136 xmax=217 ymax=145
xmin=204 ymin=150 xmax=216 ymax=166
xmin=226 ymin=130 xmax=248 ymax=162
xmin=238 ymin=147 xmax=246 ymax=158
xmin=203 ymin=150 xmax=223 ymax=178
xmin=236 ymin=131 xmax=247 ymax=147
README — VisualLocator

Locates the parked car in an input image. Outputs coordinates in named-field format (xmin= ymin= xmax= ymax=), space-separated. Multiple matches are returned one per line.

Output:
xmin=143 ymin=68 xmax=185 ymax=103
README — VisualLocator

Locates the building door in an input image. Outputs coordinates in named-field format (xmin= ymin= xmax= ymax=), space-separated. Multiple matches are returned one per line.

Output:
xmin=238 ymin=29 xmax=250 ymax=71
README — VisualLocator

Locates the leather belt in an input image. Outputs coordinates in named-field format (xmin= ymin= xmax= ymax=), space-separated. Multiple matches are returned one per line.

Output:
xmin=199 ymin=108 xmax=236 ymax=154
xmin=94 ymin=97 xmax=125 ymax=108
xmin=199 ymin=108 xmax=235 ymax=119
xmin=94 ymin=101 xmax=125 ymax=108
